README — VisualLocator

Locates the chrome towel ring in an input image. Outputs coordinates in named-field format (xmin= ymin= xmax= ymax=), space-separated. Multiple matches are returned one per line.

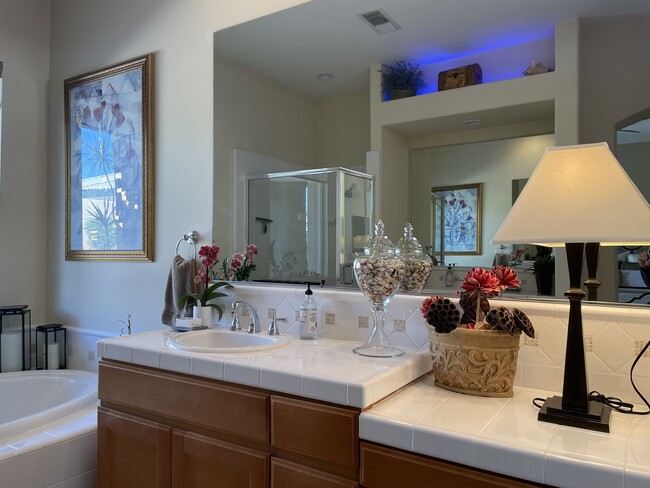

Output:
xmin=175 ymin=231 xmax=199 ymax=259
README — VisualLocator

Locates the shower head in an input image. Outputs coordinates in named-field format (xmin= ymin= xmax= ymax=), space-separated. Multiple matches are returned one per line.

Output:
xmin=345 ymin=183 xmax=357 ymax=198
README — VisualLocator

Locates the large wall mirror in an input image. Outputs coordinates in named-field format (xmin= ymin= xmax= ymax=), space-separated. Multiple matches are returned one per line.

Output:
xmin=213 ymin=0 xmax=650 ymax=304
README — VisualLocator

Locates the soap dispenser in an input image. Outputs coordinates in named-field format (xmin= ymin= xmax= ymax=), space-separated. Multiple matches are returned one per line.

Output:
xmin=445 ymin=263 xmax=456 ymax=287
xmin=300 ymin=283 xmax=318 ymax=339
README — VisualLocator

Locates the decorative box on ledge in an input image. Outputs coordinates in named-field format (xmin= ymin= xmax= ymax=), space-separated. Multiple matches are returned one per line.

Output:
xmin=438 ymin=63 xmax=483 ymax=91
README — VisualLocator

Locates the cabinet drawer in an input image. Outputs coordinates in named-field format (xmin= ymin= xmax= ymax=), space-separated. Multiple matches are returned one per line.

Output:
xmin=360 ymin=443 xmax=541 ymax=488
xmin=99 ymin=361 xmax=269 ymax=444
xmin=271 ymin=458 xmax=358 ymax=488
xmin=271 ymin=396 xmax=358 ymax=470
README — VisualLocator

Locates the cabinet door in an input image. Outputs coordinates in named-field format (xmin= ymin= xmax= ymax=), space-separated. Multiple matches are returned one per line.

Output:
xmin=172 ymin=430 xmax=269 ymax=488
xmin=97 ymin=406 xmax=172 ymax=488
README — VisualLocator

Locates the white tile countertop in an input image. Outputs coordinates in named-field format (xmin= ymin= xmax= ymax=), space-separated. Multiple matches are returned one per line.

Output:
xmin=97 ymin=329 xmax=432 ymax=408
xmin=360 ymin=374 xmax=650 ymax=488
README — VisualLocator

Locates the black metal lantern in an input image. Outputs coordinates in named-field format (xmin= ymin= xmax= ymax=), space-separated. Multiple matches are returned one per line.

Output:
xmin=0 ymin=305 xmax=32 ymax=372
xmin=36 ymin=324 xmax=67 ymax=370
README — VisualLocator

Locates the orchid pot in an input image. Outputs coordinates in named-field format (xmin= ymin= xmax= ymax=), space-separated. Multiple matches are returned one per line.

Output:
xmin=193 ymin=305 xmax=214 ymax=327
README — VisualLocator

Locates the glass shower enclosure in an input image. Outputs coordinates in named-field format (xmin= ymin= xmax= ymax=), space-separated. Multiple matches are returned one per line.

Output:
xmin=247 ymin=167 xmax=373 ymax=286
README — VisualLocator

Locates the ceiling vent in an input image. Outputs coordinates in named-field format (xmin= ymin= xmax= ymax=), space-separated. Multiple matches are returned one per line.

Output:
xmin=359 ymin=9 xmax=401 ymax=34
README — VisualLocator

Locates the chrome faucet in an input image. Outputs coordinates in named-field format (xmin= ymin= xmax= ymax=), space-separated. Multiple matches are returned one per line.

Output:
xmin=232 ymin=301 xmax=261 ymax=333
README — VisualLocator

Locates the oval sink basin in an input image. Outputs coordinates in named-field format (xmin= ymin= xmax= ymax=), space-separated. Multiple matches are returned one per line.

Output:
xmin=167 ymin=329 xmax=290 ymax=353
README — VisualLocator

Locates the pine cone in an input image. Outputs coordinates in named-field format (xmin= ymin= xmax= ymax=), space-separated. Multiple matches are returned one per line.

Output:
xmin=513 ymin=308 xmax=535 ymax=338
xmin=426 ymin=297 xmax=460 ymax=333
xmin=484 ymin=306 xmax=517 ymax=335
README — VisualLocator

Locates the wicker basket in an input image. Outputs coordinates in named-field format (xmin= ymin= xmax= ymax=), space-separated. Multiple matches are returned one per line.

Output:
xmin=426 ymin=325 xmax=521 ymax=397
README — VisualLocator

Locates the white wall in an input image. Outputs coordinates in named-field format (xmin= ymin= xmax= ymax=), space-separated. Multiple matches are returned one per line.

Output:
xmin=44 ymin=0 xmax=308 ymax=332
xmin=0 ymin=0 xmax=50 ymax=323
xmin=315 ymin=92 xmax=370 ymax=167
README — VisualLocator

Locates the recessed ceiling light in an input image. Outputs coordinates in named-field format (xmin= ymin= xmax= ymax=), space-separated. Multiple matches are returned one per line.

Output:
xmin=316 ymin=73 xmax=334 ymax=81
xmin=462 ymin=119 xmax=482 ymax=126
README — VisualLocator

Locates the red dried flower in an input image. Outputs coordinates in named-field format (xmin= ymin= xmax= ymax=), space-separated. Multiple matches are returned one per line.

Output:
xmin=492 ymin=265 xmax=520 ymax=291
xmin=461 ymin=267 xmax=501 ymax=295
xmin=420 ymin=296 xmax=434 ymax=319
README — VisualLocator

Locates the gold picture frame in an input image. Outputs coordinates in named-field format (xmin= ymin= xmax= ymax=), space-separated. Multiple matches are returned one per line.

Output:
xmin=65 ymin=54 xmax=154 ymax=261
xmin=431 ymin=183 xmax=482 ymax=255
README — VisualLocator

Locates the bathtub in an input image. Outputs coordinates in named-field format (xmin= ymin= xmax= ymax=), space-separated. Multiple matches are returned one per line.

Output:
xmin=0 ymin=370 xmax=97 ymax=440
xmin=0 ymin=370 xmax=98 ymax=488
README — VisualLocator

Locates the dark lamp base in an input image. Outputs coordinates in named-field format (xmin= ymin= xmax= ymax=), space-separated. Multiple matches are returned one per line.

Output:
xmin=538 ymin=396 xmax=612 ymax=433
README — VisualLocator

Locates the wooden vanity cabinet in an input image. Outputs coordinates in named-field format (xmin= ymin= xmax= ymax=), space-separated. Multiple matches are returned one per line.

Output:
xmin=359 ymin=442 xmax=544 ymax=488
xmin=97 ymin=360 xmax=360 ymax=487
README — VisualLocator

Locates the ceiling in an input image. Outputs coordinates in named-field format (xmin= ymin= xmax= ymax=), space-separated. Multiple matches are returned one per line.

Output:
xmin=213 ymin=0 xmax=650 ymax=100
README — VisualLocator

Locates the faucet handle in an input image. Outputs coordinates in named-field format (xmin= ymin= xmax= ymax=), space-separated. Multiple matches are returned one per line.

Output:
xmin=268 ymin=313 xmax=288 ymax=336
xmin=230 ymin=311 xmax=241 ymax=331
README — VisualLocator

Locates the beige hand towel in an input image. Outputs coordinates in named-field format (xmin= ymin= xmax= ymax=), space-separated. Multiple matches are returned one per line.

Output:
xmin=161 ymin=255 xmax=198 ymax=326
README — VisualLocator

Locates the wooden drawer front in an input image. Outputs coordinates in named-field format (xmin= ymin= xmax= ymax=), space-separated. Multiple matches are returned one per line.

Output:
xmin=173 ymin=430 xmax=269 ymax=488
xmin=99 ymin=361 xmax=269 ymax=444
xmin=271 ymin=396 xmax=358 ymax=470
xmin=98 ymin=407 xmax=172 ymax=488
xmin=360 ymin=443 xmax=541 ymax=488
xmin=271 ymin=458 xmax=359 ymax=488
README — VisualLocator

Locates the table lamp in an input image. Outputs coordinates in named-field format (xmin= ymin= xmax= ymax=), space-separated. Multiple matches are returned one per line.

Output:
xmin=492 ymin=142 xmax=650 ymax=432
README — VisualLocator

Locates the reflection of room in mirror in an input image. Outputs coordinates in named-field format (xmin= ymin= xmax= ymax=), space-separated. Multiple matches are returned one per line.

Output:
xmin=616 ymin=115 xmax=650 ymax=303
xmin=246 ymin=167 xmax=373 ymax=287
xmin=410 ymin=134 xmax=554 ymax=269
xmin=214 ymin=0 xmax=650 ymax=308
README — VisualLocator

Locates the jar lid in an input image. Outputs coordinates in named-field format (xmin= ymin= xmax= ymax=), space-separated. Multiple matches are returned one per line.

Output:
xmin=396 ymin=223 xmax=424 ymax=254
xmin=365 ymin=220 xmax=394 ymax=252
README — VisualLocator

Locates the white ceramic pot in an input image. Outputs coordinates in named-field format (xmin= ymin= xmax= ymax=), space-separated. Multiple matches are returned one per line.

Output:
xmin=193 ymin=305 xmax=214 ymax=327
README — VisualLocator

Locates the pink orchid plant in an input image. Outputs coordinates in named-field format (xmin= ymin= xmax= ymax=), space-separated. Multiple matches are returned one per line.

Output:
xmin=222 ymin=244 xmax=259 ymax=281
xmin=179 ymin=244 xmax=231 ymax=319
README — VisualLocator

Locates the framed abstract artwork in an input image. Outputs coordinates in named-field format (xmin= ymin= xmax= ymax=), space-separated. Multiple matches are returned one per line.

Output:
xmin=65 ymin=54 xmax=154 ymax=261
xmin=431 ymin=183 xmax=482 ymax=255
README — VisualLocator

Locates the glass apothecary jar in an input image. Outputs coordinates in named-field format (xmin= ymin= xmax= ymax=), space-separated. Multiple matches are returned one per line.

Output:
xmin=396 ymin=223 xmax=433 ymax=292
xmin=353 ymin=220 xmax=405 ymax=357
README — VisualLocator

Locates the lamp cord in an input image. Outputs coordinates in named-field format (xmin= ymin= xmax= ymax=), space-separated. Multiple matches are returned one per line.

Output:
xmin=532 ymin=337 xmax=650 ymax=415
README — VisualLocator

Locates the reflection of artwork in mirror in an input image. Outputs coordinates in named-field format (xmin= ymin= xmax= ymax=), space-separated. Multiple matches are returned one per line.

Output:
xmin=431 ymin=183 xmax=482 ymax=255
xmin=65 ymin=54 xmax=154 ymax=261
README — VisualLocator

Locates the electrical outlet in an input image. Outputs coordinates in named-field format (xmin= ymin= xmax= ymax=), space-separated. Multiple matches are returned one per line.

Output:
xmin=88 ymin=350 xmax=95 ymax=361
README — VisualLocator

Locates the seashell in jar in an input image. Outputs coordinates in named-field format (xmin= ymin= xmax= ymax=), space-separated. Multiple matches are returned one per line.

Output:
xmin=399 ymin=257 xmax=433 ymax=292
xmin=354 ymin=257 xmax=405 ymax=304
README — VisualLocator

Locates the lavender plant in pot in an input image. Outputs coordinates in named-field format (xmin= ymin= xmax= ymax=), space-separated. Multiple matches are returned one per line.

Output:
xmin=421 ymin=266 xmax=535 ymax=397
xmin=380 ymin=61 xmax=425 ymax=101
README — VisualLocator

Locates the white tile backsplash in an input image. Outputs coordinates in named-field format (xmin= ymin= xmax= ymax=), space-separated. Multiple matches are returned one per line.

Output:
xmin=228 ymin=284 xmax=650 ymax=394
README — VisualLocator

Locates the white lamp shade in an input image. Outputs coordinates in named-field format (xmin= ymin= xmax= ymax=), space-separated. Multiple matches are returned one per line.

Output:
xmin=492 ymin=142 xmax=650 ymax=247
